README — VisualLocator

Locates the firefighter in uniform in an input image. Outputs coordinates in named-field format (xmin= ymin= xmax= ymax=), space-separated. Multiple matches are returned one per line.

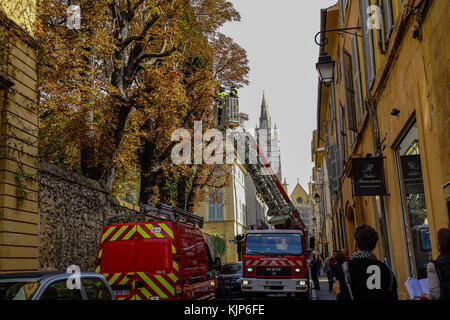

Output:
xmin=229 ymin=84 xmax=238 ymax=98
xmin=214 ymin=86 xmax=226 ymax=125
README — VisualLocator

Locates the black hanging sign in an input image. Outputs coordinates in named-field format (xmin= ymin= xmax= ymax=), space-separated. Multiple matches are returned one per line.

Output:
xmin=352 ymin=157 xmax=388 ymax=196
xmin=400 ymin=155 xmax=424 ymax=194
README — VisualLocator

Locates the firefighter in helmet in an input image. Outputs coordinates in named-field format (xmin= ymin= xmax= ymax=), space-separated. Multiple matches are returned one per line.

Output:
xmin=214 ymin=85 xmax=226 ymax=125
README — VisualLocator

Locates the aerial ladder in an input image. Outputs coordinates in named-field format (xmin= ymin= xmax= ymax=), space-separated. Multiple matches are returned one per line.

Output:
xmin=213 ymin=92 xmax=306 ymax=233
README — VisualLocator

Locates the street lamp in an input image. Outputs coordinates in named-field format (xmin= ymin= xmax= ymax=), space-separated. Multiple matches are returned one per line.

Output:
xmin=316 ymin=53 xmax=335 ymax=85
xmin=314 ymin=27 xmax=361 ymax=85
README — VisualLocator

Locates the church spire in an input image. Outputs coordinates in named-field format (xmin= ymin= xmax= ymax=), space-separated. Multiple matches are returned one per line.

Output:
xmin=259 ymin=91 xmax=271 ymax=129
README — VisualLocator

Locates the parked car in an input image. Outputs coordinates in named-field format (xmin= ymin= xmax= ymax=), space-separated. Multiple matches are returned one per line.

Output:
xmin=215 ymin=262 xmax=243 ymax=299
xmin=0 ymin=272 xmax=115 ymax=300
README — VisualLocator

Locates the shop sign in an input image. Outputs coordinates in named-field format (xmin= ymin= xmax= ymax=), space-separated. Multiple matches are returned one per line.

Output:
xmin=400 ymin=155 xmax=424 ymax=194
xmin=352 ymin=157 xmax=387 ymax=196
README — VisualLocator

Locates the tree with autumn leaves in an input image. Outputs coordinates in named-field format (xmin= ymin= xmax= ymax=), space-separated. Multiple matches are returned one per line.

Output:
xmin=37 ymin=0 xmax=249 ymax=211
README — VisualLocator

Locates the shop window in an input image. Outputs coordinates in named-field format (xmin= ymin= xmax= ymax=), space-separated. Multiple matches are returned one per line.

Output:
xmin=395 ymin=122 xmax=431 ymax=279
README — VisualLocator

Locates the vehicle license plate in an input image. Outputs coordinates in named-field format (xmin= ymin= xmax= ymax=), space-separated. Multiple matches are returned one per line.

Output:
xmin=266 ymin=281 xmax=282 ymax=285
xmin=113 ymin=290 xmax=129 ymax=296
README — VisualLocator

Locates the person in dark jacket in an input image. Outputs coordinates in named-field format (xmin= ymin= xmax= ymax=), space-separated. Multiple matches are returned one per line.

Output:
xmin=310 ymin=254 xmax=320 ymax=290
xmin=331 ymin=252 xmax=346 ymax=300
xmin=337 ymin=224 xmax=398 ymax=301
xmin=421 ymin=228 xmax=450 ymax=300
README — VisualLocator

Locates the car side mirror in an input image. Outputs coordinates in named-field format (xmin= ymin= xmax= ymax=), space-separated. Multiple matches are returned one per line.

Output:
xmin=214 ymin=257 xmax=221 ymax=271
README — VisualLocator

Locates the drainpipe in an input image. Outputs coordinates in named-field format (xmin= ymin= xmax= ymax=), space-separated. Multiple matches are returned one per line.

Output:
xmin=367 ymin=98 xmax=392 ymax=267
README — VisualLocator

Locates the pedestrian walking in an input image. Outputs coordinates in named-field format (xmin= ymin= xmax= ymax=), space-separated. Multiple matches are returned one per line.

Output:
xmin=421 ymin=228 xmax=450 ymax=300
xmin=334 ymin=224 xmax=398 ymax=300
xmin=331 ymin=252 xmax=346 ymax=300
xmin=310 ymin=254 xmax=320 ymax=290
xmin=324 ymin=256 xmax=333 ymax=292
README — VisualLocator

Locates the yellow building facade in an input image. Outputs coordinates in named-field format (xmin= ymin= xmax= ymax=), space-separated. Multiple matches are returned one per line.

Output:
xmin=0 ymin=1 xmax=39 ymax=272
xmin=196 ymin=163 xmax=247 ymax=263
xmin=312 ymin=0 xmax=449 ymax=299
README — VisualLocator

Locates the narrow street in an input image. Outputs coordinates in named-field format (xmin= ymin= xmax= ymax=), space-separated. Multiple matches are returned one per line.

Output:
xmin=311 ymin=275 xmax=336 ymax=301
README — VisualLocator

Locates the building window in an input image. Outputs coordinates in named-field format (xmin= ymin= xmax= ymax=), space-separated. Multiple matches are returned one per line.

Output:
xmin=208 ymin=190 xmax=224 ymax=221
xmin=296 ymin=197 xmax=303 ymax=204
xmin=343 ymin=50 xmax=358 ymax=133
xmin=395 ymin=121 xmax=431 ymax=279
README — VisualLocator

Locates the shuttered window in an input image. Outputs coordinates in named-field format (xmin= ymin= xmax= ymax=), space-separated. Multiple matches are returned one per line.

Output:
xmin=359 ymin=0 xmax=376 ymax=91
xmin=382 ymin=0 xmax=394 ymax=44
xmin=350 ymin=34 xmax=364 ymax=123
xmin=338 ymin=102 xmax=346 ymax=171
xmin=343 ymin=50 xmax=358 ymax=132
xmin=339 ymin=0 xmax=345 ymax=27
xmin=329 ymin=84 xmax=336 ymax=136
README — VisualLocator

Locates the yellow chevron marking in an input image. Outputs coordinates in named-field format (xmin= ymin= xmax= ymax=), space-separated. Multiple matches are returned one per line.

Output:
xmin=145 ymin=223 xmax=164 ymax=238
xmin=118 ymin=297 xmax=126 ymax=300
xmin=122 ymin=227 xmax=136 ymax=240
xmin=109 ymin=273 xmax=121 ymax=285
xmin=119 ymin=273 xmax=133 ymax=285
xmin=173 ymin=261 xmax=179 ymax=272
xmin=168 ymin=273 xmax=178 ymax=283
xmin=101 ymin=226 xmax=116 ymax=243
xmin=110 ymin=225 xmax=128 ymax=242
xmin=155 ymin=275 xmax=174 ymax=296
xmin=138 ymin=287 xmax=152 ymax=299
xmin=98 ymin=249 xmax=103 ymax=259
xmin=172 ymin=245 xmax=176 ymax=254
xmin=137 ymin=272 xmax=167 ymax=299
xmin=135 ymin=294 xmax=142 ymax=300
xmin=159 ymin=223 xmax=174 ymax=239
xmin=95 ymin=266 xmax=100 ymax=273
xmin=137 ymin=226 xmax=151 ymax=239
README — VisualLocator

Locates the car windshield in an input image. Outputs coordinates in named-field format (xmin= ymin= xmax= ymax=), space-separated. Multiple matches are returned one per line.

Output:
xmin=245 ymin=233 xmax=302 ymax=256
xmin=218 ymin=264 xmax=242 ymax=275
xmin=0 ymin=282 xmax=40 ymax=300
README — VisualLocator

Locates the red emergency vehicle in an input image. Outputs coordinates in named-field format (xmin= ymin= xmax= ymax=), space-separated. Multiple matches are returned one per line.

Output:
xmin=240 ymin=228 xmax=310 ymax=300
xmin=94 ymin=203 xmax=220 ymax=300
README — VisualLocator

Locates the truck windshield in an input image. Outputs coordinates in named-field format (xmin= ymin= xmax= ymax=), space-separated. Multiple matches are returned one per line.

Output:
xmin=245 ymin=233 xmax=302 ymax=256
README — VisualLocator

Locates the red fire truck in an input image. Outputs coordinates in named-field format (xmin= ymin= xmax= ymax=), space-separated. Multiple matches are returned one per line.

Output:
xmin=94 ymin=203 xmax=221 ymax=300
xmin=240 ymin=229 xmax=310 ymax=300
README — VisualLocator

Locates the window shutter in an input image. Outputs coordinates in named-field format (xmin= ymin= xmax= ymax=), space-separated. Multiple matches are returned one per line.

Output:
xmin=330 ymin=84 xmax=336 ymax=135
xmin=328 ymin=144 xmax=338 ymax=195
xmin=382 ymin=0 xmax=394 ymax=44
xmin=219 ymin=205 xmax=224 ymax=219
xmin=351 ymin=35 xmax=364 ymax=123
xmin=338 ymin=103 xmax=345 ymax=175
xmin=343 ymin=51 xmax=358 ymax=132
xmin=359 ymin=0 xmax=376 ymax=91
xmin=339 ymin=0 xmax=344 ymax=27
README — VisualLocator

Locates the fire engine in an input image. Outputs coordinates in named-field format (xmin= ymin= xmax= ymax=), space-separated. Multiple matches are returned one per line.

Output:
xmin=94 ymin=203 xmax=220 ymax=300
xmin=215 ymin=93 xmax=312 ymax=300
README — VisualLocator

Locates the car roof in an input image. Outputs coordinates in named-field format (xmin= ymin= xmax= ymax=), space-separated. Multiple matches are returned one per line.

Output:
xmin=0 ymin=271 xmax=102 ymax=282
xmin=245 ymin=230 xmax=301 ymax=234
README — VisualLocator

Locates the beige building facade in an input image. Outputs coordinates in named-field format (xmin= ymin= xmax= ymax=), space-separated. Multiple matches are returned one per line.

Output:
xmin=312 ymin=0 xmax=449 ymax=299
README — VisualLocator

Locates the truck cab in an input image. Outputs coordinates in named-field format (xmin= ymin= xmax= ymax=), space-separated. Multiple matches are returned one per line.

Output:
xmin=240 ymin=230 xmax=310 ymax=300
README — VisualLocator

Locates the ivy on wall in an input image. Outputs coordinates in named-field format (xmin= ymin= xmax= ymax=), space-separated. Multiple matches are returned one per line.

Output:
xmin=211 ymin=231 xmax=226 ymax=258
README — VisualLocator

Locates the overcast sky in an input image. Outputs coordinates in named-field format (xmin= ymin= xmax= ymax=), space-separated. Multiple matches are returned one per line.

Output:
xmin=220 ymin=0 xmax=337 ymax=195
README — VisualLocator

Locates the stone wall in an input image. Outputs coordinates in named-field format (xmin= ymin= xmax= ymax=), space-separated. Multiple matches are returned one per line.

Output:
xmin=38 ymin=161 xmax=222 ymax=272
xmin=38 ymin=161 xmax=136 ymax=272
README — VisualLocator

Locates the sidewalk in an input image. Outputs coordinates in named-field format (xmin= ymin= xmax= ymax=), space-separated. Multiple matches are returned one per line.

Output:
xmin=311 ymin=275 xmax=336 ymax=300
